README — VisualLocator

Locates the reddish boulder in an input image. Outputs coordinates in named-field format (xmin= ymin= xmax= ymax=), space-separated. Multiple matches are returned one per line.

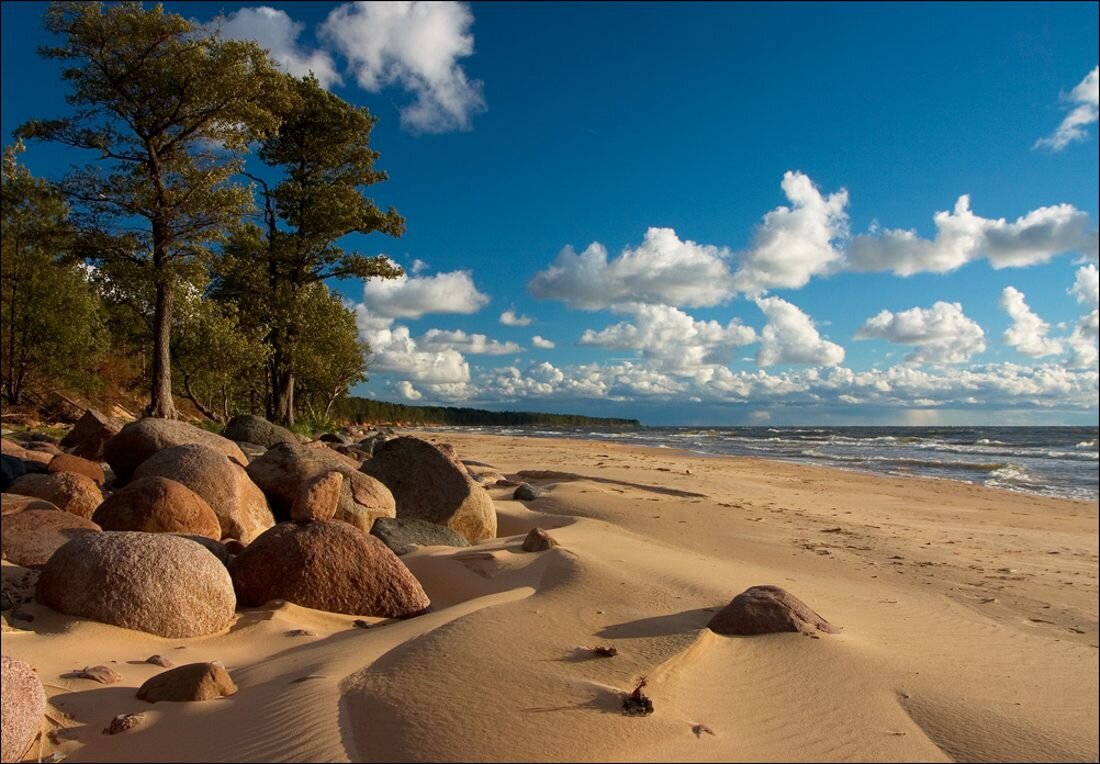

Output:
xmin=1 ymin=493 xmax=59 ymax=515
xmin=92 ymin=477 xmax=221 ymax=539
xmin=8 ymin=472 xmax=103 ymax=519
xmin=137 ymin=662 xmax=237 ymax=703
xmin=60 ymin=409 xmax=121 ymax=461
xmin=1 ymin=509 xmax=101 ymax=568
xmin=48 ymin=453 xmax=106 ymax=486
xmin=290 ymin=471 xmax=343 ymax=523
xmin=707 ymin=585 xmax=837 ymax=636
xmin=1 ymin=655 xmax=46 ymax=763
xmin=104 ymin=417 xmax=247 ymax=484
xmin=229 ymin=521 xmax=430 ymax=618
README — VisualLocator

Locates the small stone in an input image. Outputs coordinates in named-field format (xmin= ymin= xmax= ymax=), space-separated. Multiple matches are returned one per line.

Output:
xmin=146 ymin=655 xmax=174 ymax=668
xmin=65 ymin=665 xmax=122 ymax=685
xmin=352 ymin=619 xmax=371 ymax=629
xmin=137 ymin=662 xmax=237 ymax=703
xmin=103 ymin=713 xmax=144 ymax=735
xmin=512 ymin=483 xmax=542 ymax=501
xmin=522 ymin=527 xmax=559 ymax=552
xmin=285 ymin=628 xmax=316 ymax=637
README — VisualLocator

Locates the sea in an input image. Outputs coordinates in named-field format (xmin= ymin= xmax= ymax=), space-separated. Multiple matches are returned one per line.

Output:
xmin=432 ymin=425 xmax=1099 ymax=503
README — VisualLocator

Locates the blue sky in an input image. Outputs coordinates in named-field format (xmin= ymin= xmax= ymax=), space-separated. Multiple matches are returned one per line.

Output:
xmin=2 ymin=1 xmax=1097 ymax=425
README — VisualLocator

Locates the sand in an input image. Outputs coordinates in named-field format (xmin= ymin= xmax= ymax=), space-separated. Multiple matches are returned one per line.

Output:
xmin=2 ymin=431 xmax=1096 ymax=763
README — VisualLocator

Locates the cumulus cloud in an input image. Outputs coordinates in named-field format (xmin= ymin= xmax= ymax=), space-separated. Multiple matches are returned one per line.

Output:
xmin=357 ymin=317 xmax=470 ymax=384
xmin=732 ymin=171 xmax=849 ymax=295
xmin=417 ymin=329 xmax=521 ymax=355
xmin=395 ymin=380 xmax=422 ymax=400
xmin=320 ymin=1 xmax=485 ymax=133
xmin=1035 ymin=66 xmax=1099 ymax=152
xmin=217 ymin=6 xmax=341 ymax=87
xmin=847 ymin=196 xmax=1095 ymax=275
xmin=999 ymin=287 xmax=1063 ymax=358
xmin=579 ymin=303 xmax=756 ymax=372
xmin=529 ymin=227 xmax=735 ymax=310
xmin=1067 ymin=264 xmax=1099 ymax=368
xmin=359 ymin=270 xmax=489 ymax=319
xmin=754 ymin=298 xmax=844 ymax=367
xmin=855 ymin=301 xmax=986 ymax=364
xmin=532 ymin=335 xmax=555 ymax=349
xmin=499 ymin=309 xmax=532 ymax=326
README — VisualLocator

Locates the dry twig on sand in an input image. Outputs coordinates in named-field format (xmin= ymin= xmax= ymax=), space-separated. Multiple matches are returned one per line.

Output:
xmin=622 ymin=676 xmax=654 ymax=716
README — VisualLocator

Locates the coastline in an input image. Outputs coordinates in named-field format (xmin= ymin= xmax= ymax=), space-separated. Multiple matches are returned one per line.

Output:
xmin=4 ymin=429 xmax=1096 ymax=762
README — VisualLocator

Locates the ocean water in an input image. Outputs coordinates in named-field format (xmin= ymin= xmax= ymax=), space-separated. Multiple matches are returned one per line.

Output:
xmin=435 ymin=425 xmax=1099 ymax=502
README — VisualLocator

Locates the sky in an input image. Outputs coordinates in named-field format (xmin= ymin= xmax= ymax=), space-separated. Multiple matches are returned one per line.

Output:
xmin=1 ymin=1 xmax=1098 ymax=426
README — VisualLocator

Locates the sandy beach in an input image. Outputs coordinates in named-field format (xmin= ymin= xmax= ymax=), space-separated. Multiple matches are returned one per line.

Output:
xmin=3 ymin=430 xmax=1097 ymax=763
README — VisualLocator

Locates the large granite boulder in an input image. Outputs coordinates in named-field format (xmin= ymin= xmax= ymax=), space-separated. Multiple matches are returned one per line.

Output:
xmin=290 ymin=471 xmax=342 ymax=523
xmin=104 ymin=418 xmax=248 ymax=484
xmin=133 ymin=444 xmax=274 ymax=544
xmin=2 ymin=509 xmax=101 ymax=568
xmin=8 ymin=472 xmax=103 ymax=519
xmin=369 ymin=517 xmax=470 ymax=556
xmin=229 ymin=521 xmax=430 ymax=618
xmin=92 ymin=477 xmax=221 ymax=539
xmin=47 ymin=453 xmax=106 ymax=486
xmin=247 ymin=442 xmax=395 ymax=533
xmin=707 ymin=585 xmax=837 ymax=636
xmin=221 ymin=415 xmax=299 ymax=449
xmin=1 ymin=439 xmax=51 ymax=471
xmin=36 ymin=532 xmax=237 ymax=638
xmin=137 ymin=662 xmax=237 ymax=703
xmin=361 ymin=437 xmax=497 ymax=543
xmin=59 ymin=408 xmax=121 ymax=460
xmin=1 ymin=655 xmax=46 ymax=763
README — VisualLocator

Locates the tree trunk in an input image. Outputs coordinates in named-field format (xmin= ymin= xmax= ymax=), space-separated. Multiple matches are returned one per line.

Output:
xmin=273 ymin=367 xmax=295 ymax=428
xmin=146 ymin=278 xmax=177 ymax=419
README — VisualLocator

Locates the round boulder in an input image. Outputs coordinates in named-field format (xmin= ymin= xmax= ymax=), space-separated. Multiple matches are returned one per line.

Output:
xmin=1 ymin=655 xmax=46 ymax=763
xmin=104 ymin=417 xmax=248 ymax=484
xmin=1 ymin=493 xmax=60 ymax=515
xmin=290 ymin=471 xmax=343 ymax=523
xmin=222 ymin=415 xmax=299 ymax=449
xmin=2 ymin=509 xmax=101 ymax=568
xmin=92 ymin=477 xmax=221 ymax=539
xmin=247 ymin=442 xmax=395 ymax=533
xmin=521 ymin=527 xmax=559 ymax=552
xmin=369 ymin=517 xmax=471 ymax=556
xmin=137 ymin=662 xmax=237 ymax=703
xmin=361 ymin=437 xmax=497 ymax=543
xmin=8 ymin=472 xmax=103 ymax=519
xmin=36 ymin=532 xmax=237 ymax=638
xmin=707 ymin=585 xmax=837 ymax=636
xmin=133 ymin=444 xmax=274 ymax=544
xmin=229 ymin=521 xmax=430 ymax=618
xmin=47 ymin=453 xmax=106 ymax=486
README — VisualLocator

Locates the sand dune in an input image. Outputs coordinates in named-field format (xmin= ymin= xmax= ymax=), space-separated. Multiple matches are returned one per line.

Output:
xmin=3 ymin=432 xmax=1096 ymax=762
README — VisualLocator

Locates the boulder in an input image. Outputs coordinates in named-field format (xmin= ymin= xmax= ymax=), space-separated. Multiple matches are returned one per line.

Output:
xmin=59 ymin=409 xmax=121 ymax=461
xmin=513 ymin=483 xmax=543 ymax=501
xmin=361 ymin=437 xmax=497 ymax=543
xmin=8 ymin=472 xmax=103 ymax=519
xmin=332 ymin=444 xmax=371 ymax=463
xmin=1 ymin=655 xmax=46 ymax=763
xmin=1 ymin=439 xmax=51 ymax=471
xmin=0 ymin=454 xmax=26 ymax=491
xmin=290 ymin=471 xmax=343 ymax=523
xmin=221 ymin=415 xmax=299 ymax=449
xmin=521 ymin=527 xmax=559 ymax=552
xmin=1 ymin=493 xmax=60 ymax=515
xmin=464 ymin=464 xmax=507 ymax=486
xmin=104 ymin=417 xmax=247 ymax=484
xmin=369 ymin=517 xmax=471 ymax=556
xmin=318 ymin=432 xmax=349 ymax=445
xmin=706 ymin=585 xmax=837 ymax=636
xmin=233 ymin=442 xmax=268 ymax=463
xmin=137 ymin=662 xmax=237 ymax=703
xmin=132 ymin=445 xmax=274 ymax=544
xmin=174 ymin=534 xmax=231 ymax=566
xmin=1 ymin=509 xmax=101 ymax=568
xmin=247 ymin=442 xmax=395 ymax=533
xmin=229 ymin=521 xmax=430 ymax=618
xmin=36 ymin=532 xmax=237 ymax=638
xmin=92 ymin=477 xmax=221 ymax=539
xmin=23 ymin=442 xmax=63 ymax=457
xmin=47 ymin=453 xmax=106 ymax=485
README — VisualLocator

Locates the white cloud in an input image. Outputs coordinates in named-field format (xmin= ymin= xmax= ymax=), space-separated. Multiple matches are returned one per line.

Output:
xmin=732 ymin=171 xmax=849 ymax=295
xmin=999 ymin=287 xmax=1063 ymax=357
xmin=410 ymin=258 xmax=429 ymax=274
xmin=217 ymin=7 xmax=341 ymax=88
xmin=359 ymin=270 xmax=489 ymax=319
xmin=532 ymin=335 xmax=555 ymax=349
xmin=1035 ymin=66 xmax=1099 ymax=152
xmin=357 ymin=317 xmax=470 ymax=384
xmin=847 ymin=196 xmax=1095 ymax=275
xmin=418 ymin=329 xmax=521 ymax=355
xmin=578 ymin=303 xmax=756 ymax=372
xmin=320 ymin=1 xmax=485 ymax=133
xmin=499 ymin=309 xmax=532 ymax=326
xmin=529 ymin=227 xmax=735 ymax=310
xmin=854 ymin=301 xmax=986 ymax=364
xmin=755 ymin=297 xmax=845 ymax=367
xmin=395 ymin=380 xmax=422 ymax=400
xmin=1067 ymin=264 xmax=1099 ymax=368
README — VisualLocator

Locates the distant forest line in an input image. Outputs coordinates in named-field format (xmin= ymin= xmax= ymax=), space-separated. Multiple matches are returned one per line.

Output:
xmin=334 ymin=398 xmax=640 ymax=428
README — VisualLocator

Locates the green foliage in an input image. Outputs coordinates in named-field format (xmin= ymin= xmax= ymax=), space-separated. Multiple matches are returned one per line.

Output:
xmin=1 ymin=142 xmax=106 ymax=404
xmin=334 ymin=398 xmax=641 ymax=428
xmin=18 ymin=1 xmax=291 ymax=418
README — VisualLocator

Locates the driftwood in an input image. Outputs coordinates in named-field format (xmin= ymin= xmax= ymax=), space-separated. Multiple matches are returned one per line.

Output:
xmin=621 ymin=676 xmax=654 ymax=716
